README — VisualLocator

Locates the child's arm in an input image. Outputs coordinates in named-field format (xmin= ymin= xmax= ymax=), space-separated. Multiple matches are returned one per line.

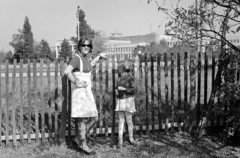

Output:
xmin=125 ymin=77 xmax=135 ymax=95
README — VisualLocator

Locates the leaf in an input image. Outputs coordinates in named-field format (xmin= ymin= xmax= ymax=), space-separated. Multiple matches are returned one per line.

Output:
xmin=236 ymin=26 xmax=240 ymax=32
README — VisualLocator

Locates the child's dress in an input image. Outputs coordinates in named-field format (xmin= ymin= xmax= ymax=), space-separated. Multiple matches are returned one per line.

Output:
xmin=115 ymin=74 xmax=136 ymax=113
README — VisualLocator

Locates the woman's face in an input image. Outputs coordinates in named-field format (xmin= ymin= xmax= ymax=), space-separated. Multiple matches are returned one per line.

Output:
xmin=80 ymin=40 xmax=91 ymax=55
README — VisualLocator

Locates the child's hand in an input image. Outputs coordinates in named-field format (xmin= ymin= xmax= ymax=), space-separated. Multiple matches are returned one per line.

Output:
xmin=115 ymin=89 xmax=119 ymax=95
xmin=118 ymin=86 xmax=126 ymax=91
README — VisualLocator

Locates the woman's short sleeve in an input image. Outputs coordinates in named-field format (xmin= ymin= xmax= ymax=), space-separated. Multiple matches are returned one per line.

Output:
xmin=68 ymin=56 xmax=80 ymax=70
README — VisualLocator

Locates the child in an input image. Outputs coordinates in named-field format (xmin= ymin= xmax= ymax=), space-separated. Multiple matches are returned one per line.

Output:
xmin=115 ymin=59 xmax=137 ymax=150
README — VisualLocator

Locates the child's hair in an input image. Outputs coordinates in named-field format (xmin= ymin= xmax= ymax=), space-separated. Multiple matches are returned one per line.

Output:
xmin=118 ymin=59 xmax=134 ymax=76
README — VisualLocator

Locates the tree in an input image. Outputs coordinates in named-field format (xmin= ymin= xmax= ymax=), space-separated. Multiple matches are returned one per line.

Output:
xmin=0 ymin=49 xmax=5 ymax=63
xmin=77 ymin=8 xmax=96 ymax=39
xmin=58 ymin=39 xmax=72 ymax=61
xmin=40 ymin=39 xmax=53 ymax=60
xmin=10 ymin=16 xmax=34 ymax=62
xmin=72 ymin=8 xmax=105 ymax=54
xmin=22 ymin=16 xmax=34 ymax=60
xmin=9 ymin=29 xmax=24 ymax=62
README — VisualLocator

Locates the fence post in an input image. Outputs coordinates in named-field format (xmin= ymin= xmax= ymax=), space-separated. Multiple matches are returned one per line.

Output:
xmin=59 ymin=61 xmax=68 ymax=144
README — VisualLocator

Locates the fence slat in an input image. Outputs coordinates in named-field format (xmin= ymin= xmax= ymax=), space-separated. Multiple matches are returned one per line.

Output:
xmin=99 ymin=59 xmax=103 ymax=134
xmin=12 ymin=60 xmax=17 ymax=146
xmin=33 ymin=59 xmax=39 ymax=143
xmin=54 ymin=59 xmax=58 ymax=142
xmin=144 ymin=54 xmax=149 ymax=134
xmin=164 ymin=53 xmax=169 ymax=133
xmin=27 ymin=60 xmax=31 ymax=144
xmin=47 ymin=59 xmax=52 ymax=143
xmin=139 ymin=56 xmax=143 ymax=135
xmin=157 ymin=54 xmax=162 ymax=131
xmin=177 ymin=53 xmax=181 ymax=131
xmin=0 ymin=60 xmax=1 ymax=145
xmin=68 ymin=79 xmax=72 ymax=140
xmin=59 ymin=61 xmax=68 ymax=144
xmin=5 ymin=60 xmax=9 ymax=145
xmin=211 ymin=53 xmax=215 ymax=127
xmin=111 ymin=55 xmax=116 ymax=138
xmin=188 ymin=54 xmax=196 ymax=132
xmin=92 ymin=59 xmax=97 ymax=138
xmin=183 ymin=52 xmax=188 ymax=130
xmin=19 ymin=59 xmax=24 ymax=143
xmin=204 ymin=52 xmax=208 ymax=110
xmin=40 ymin=59 xmax=45 ymax=142
xmin=151 ymin=55 xmax=155 ymax=134
xmin=197 ymin=52 xmax=201 ymax=125
xmin=170 ymin=53 xmax=174 ymax=131
xmin=105 ymin=58 xmax=109 ymax=137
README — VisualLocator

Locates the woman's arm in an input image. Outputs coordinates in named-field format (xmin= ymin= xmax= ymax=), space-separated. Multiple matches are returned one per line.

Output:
xmin=91 ymin=52 xmax=108 ymax=67
xmin=64 ymin=65 xmax=76 ymax=84
xmin=90 ymin=55 xmax=101 ymax=67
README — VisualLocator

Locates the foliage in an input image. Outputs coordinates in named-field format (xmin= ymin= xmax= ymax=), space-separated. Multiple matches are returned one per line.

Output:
xmin=0 ymin=49 xmax=5 ymax=63
xmin=40 ymin=39 xmax=54 ymax=61
xmin=77 ymin=8 xmax=96 ymax=39
xmin=22 ymin=16 xmax=34 ymax=60
xmin=9 ymin=29 xmax=25 ymax=62
xmin=58 ymin=39 xmax=72 ymax=62
xmin=4 ymin=50 xmax=13 ymax=61
xmin=149 ymin=0 xmax=240 ymax=52
xmin=92 ymin=31 xmax=105 ymax=55
xmin=133 ymin=40 xmax=169 ymax=62
xmin=72 ymin=8 xmax=104 ymax=54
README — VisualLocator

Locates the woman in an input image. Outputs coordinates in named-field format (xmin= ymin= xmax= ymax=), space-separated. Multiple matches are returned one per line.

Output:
xmin=64 ymin=37 xmax=107 ymax=155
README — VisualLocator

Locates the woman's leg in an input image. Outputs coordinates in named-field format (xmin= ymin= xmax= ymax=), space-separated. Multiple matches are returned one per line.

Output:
xmin=125 ymin=112 xmax=135 ymax=142
xmin=117 ymin=111 xmax=125 ymax=146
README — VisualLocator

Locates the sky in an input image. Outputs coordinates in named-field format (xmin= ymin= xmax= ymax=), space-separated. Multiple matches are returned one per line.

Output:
xmin=0 ymin=0 xmax=185 ymax=52
xmin=1 ymin=0 xmax=238 ymax=52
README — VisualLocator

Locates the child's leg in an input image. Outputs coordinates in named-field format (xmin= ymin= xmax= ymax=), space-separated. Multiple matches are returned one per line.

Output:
xmin=117 ymin=111 xmax=125 ymax=143
xmin=125 ymin=112 xmax=135 ymax=142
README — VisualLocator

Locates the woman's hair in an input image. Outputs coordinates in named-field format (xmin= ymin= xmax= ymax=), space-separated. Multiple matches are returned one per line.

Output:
xmin=77 ymin=37 xmax=93 ymax=53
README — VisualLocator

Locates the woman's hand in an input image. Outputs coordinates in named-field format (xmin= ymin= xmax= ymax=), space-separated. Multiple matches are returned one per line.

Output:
xmin=98 ymin=52 xmax=108 ymax=59
xmin=75 ymin=79 xmax=88 ymax=88
xmin=118 ymin=86 xmax=126 ymax=91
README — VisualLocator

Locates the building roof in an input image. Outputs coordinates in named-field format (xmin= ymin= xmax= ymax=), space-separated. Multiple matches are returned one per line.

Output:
xmin=110 ymin=33 xmax=157 ymax=44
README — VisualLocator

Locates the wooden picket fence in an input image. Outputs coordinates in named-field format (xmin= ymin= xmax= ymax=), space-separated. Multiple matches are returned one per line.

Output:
xmin=0 ymin=52 xmax=221 ymax=146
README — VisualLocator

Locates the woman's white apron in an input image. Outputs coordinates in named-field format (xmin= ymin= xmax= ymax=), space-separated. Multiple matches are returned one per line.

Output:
xmin=71 ymin=55 xmax=98 ymax=118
